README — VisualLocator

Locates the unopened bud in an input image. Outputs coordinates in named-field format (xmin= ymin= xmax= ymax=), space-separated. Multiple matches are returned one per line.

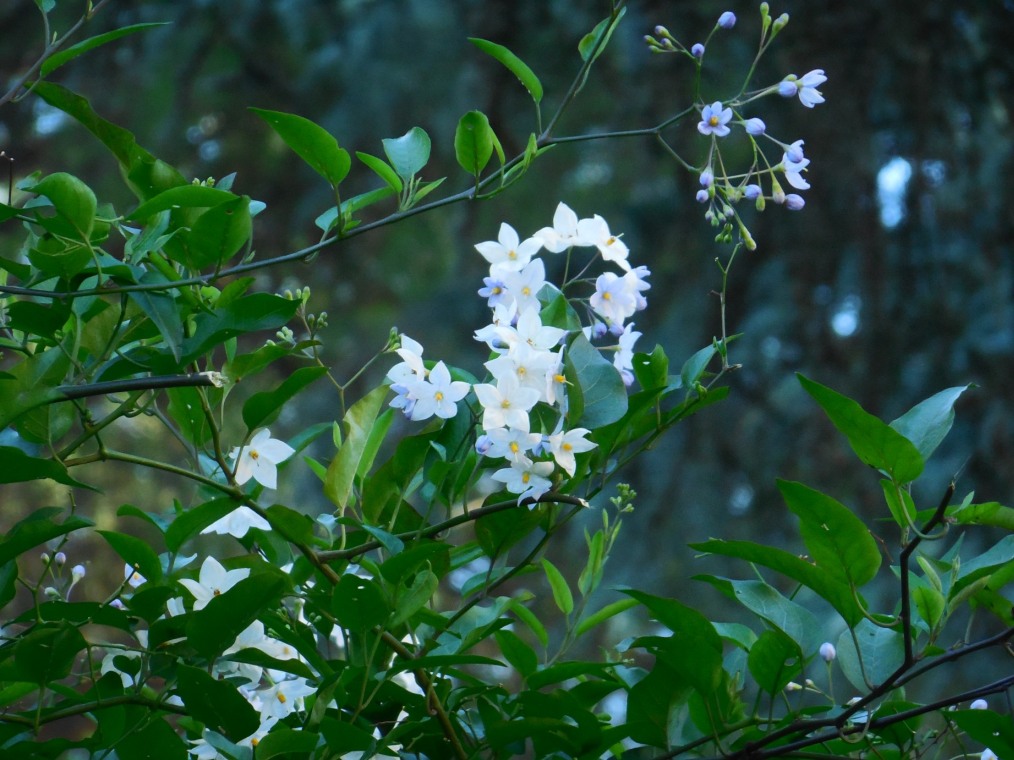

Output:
xmin=71 ymin=564 xmax=86 ymax=582
xmin=40 ymin=552 xmax=50 ymax=564
xmin=54 ymin=552 xmax=67 ymax=567
xmin=785 ymin=681 xmax=803 ymax=691
xmin=819 ymin=642 xmax=836 ymax=662
xmin=772 ymin=13 xmax=789 ymax=32
xmin=718 ymin=11 xmax=736 ymax=29
xmin=654 ymin=25 xmax=669 ymax=38
xmin=44 ymin=586 xmax=61 ymax=599
xmin=691 ymin=42 xmax=705 ymax=58
xmin=970 ymin=699 xmax=988 ymax=710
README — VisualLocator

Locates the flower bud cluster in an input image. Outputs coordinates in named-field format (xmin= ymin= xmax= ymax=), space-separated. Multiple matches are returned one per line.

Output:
xmin=387 ymin=203 xmax=652 ymax=504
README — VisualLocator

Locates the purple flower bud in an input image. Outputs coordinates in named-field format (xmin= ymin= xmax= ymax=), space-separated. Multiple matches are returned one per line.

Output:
xmin=591 ymin=321 xmax=608 ymax=340
xmin=819 ymin=642 xmax=836 ymax=662
xmin=744 ymin=118 xmax=766 ymax=136
xmin=785 ymin=140 xmax=805 ymax=163
xmin=54 ymin=552 xmax=67 ymax=566
xmin=110 ymin=599 xmax=127 ymax=610
xmin=744 ymin=184 xmax=762 ymax=199
xmin=609 ymin=321 xmax=626 ymax=337
xmin=970 ymin=699 xmax=988 ymax=710
xmin=718 ymin=11 xmax=736 ymax=29
xmin=699 ymin=170 xmax=714 ymax=187
xmin=691 ymin=43 xmax=705 ymax=58
xmin=785 ymin=193 xmax=806 ymax=210
xmin=695 ymin=189 xmax=710 ymax=203
xmin=475 ymin=435 xmax=493 ymax=456
xmin=778 ymin=80 xmax=798 ymax=98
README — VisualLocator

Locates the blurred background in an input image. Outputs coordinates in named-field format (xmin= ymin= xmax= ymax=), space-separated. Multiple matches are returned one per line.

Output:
xmin=2 ymin=0 xmax=1012 ymax=674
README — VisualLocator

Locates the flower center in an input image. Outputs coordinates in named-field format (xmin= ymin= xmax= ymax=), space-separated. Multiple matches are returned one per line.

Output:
xmin=521 ymin=286 xmax=531 ymax=296
xmin=508 ymin=249 xmax=517 ymax=259
xmin=500 ymin=399 xmax=511 ymax=409
xmin=434 ymin=391 xmax=444 ymax=401
xmin=277 ymin=693 xmax=287 ymax=704
xmin=562 ymin=443 xmax=573 ymax=452
xmin=509 ymin=442 xmax=520 ymax=454
xmin=709 ymin=115 xmax=719 ymax=126
xmin=250 ymin=450 xmax=260 ymax=460
xmin=522 ymin=472 xmax=531 ymax=484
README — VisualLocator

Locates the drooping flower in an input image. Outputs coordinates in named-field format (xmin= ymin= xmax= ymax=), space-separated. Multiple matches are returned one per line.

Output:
xmin=614 ymin=323 xmax=642 ymax=386
xmin=474 ymin=222 xmax=542 ymax=271
xmin=201 ymin=506 xmax=271 ymax=539
xmin=779 ymin=69 xmax=827 ymax=108
xmin=231 ymin=428 xmax=295 ymax=489
xmin=576 ymin=214 xmax=631 ymax=271
xmin=178 ymin=556 xmax=251 ymax=611
xmin=782 ymin=147 xmax=811 ymax=190
xmin=698 ymin=101 xmax=733 ymax=138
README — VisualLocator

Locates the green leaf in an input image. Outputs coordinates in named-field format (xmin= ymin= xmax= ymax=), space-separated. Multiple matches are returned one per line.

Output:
xmin=949 ymin=710 xmax=1014 ymax=759
xmin=128 ymin=184 xmax=238 ymax=220
xmin=748 ymin=629 xmax=802 ymax=695
xmin=173 ymin=293 xmax=299 ymax=367
xmin=468 ymin=38 xmax=543 ymax=104
xmin=41 ymin=23 xmax=169 ymax=76
xmin=836 ymin=619 xmax=904 ymax=693
xmin=953 ymin=535 xmax=1014 ymax=594
xmin=331 ymin=575 xmax=390 ymax=630
xmin=565 ymin=332 xmax=628 ymax=428
xmin=574 ymin=597 xmax=639 ymax=638
xmin=778 ymin=480 xmax=881 ymax=587
xmin=31 ymin=81 xmax=186 ymax=201
xmin=175 ymin=664 xmax=260 ymax=742
xmin=98 ymin=530 xmax=163 ymax=584
xmin=251 ymin=108 xmax=351 ymax=189
xmin=14 ymin=623 xmax=86 ymax=683
xmin=949 ymin=501 xmax=1014 ymax=530
xmin=680 ymin=344 xmax=715 ymax=390
xmin=186 ymin=196 xmax=252 ymax=269
xmin=578 ymin=8 xmax=627 ymax=63
xmin=690 ymin=539 xmax=863 ymax=626
xmin=698 ymin=576 xmax=821 ymax=655
xmin=890 ymin=385 xmax=971 ymax=461
xmin=541 ymin=558 xmax=574 ymax=615
xmin=623 ymin=589 xmax=723 ymax=694
xmin=28 ymin=172 xmax=97 ymax=239
xmin=243 ymin=366 xmax=327 ymax=432
xmin=0 ymin=507 xmax=94 ymax=565
xmin=389 ymin=568 xmax=440 ymax=627
xmin=187 ymin=572 xmax=289 ymax=658
xmin=253 ymin=728 xmax=320 ymax=759
xmin=129 ymin=278 xmax=183 ymax=363
xmin=116 ymin=716 xmax=187 ymax=760
xmin=355 ymin=151 xmax=403 ymax=191
xmin=325 ymin=384 xmax=389 ymax=509
xmin=382 ymin=126 xmax=431 ymax=180
xmin=455 ymin=110 xmax=495 ymax=176
xmin=264 ymin=504 xmax=316 ymax=546
xmin=798 ymin=374 xmax=924 ymax=484
xmin=632 ymin=344 xmax=669 ymax=391
xmin=495 ymin=629 xmax=538 ymax=678
xmin=475 ymin=499 xmax=542 ymax=559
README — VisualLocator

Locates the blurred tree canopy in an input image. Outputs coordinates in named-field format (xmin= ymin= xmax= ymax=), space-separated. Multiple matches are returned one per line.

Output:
xmin=2 ymin=0 xmax=1011 ymax=596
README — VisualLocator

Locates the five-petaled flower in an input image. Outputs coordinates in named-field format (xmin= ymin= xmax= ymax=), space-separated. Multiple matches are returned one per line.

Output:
xmin=231 ymin=428 xmax=295 ymax=489
xmin=698 ymin=101 xmax=733 ymax=137
xmin=779 ymin=69 xmax=827 ymax=108
xmin=178 ymin=556 xmax=250 ymax=611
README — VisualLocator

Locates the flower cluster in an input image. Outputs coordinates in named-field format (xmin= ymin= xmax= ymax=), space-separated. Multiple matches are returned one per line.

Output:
xmin=387 ymin=203 xmax=651 ymax=504
xmin=645 ymin=5 xmax=827 ymax=248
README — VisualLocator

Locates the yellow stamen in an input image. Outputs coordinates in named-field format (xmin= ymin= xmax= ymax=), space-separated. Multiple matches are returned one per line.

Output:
xmin=522 ymin=472 xmax=531 ymax=484
xmin=709 ymin=115 xmax=719 ymax=126
xmin=277 ymin=692 xmax=287 ymax=703
xmin=521 ymin=287 xmax=531 ymax=296
xmin=250 ymin=450 xmax=260 ymax=460
xmin=509 ymin=442 xmax=520 ymax=454
xmin=563 ymin=443 xmax=573 ymax=452
xmin=435 ymin=391 xmax=444 ymax=401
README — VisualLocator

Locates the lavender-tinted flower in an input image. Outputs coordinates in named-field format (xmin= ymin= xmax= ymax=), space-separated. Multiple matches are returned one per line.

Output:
xmin=697 ymin=101 xmax=733 ymax=138
xmin=744 ymin=118 xmax=766 ymax=135
xmin=785 ymin=193 xmax=805 ymax=210
xmin=695 ymin=189 xmax=710 ymax=203
xmin=700 ymin=170 xmax=714 ymax=188
xmin=718 ymin=11 xmax=736 ymax=29
xmin=691 ymin=43 xmax=705 ymax=58
xmin=744 ymin=184 xmax=762 ymax=199
xmin=819 ymin=642 xmax=836 ymax=662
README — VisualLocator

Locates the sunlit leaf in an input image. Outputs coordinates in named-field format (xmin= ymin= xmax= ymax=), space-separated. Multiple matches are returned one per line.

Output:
xmin=325 ymin=384 xmax=390 ymax=509
xmin=251 ymin=108 xmax=351 ymax=189
xmin=382 ymin=127 xmax=431 ymax=180
xmin=468 ymin=38 xmax=543 ymax=103
xmin=455 ymin=110 xmax=495 ymax=176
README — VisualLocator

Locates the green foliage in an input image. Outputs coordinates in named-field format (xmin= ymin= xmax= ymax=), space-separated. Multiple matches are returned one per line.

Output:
xmin=0 ymin=3 xmax=1009 ymax=758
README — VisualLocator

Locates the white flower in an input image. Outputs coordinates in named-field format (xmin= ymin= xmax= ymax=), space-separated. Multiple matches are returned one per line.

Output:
xmin=697 ymin=101 xmax=733 ymax=138
xmin=533 ymin=202 xmax=582 ymax=253
xmin=782 ymin=148 xmax=811 ymax=190
xmin=590 ymin=272 xmax=637 ymax=326
xmin=500 ymin=258 xmax=547 ymax=313
xmin=819 ymin=642 xmax=836 ymax=662
xmin=981 ymin=750 xmax=998 ymax=760
xmin=404 ymin=361 xmax=470 ymax=421
xmin=474 ymin=222 xmax=542 ymax=271
xmin=576 ymin=214 xmax=631 ymax=271
xmin=547 ymin=428 xmax=597 ymax=476
xmin=485 ymin=342 xmax=557 ymax=398
xmin=230 ymin=428 xmax=295 ymax=489
xmin=780 ymin=69 xmax=827 ymax=108
xmin=386 ymin=334 xmax=426 ymax=385
xmin=125 ymin=563 xmax=145 ymax=589
xmin=494 ymin=306 xmax=566 ymax=352
xmin=178 ymin=556 xmax=250 ymax=611
xmin=491 ymin=457 xmax=555 ymax=504
xmin=483 ymin=426 xmax=543 ymax=462
xmin=473 ymin=374 xmax=540 ymax=430
xmin=200 ymin=506 xmax=271 ymax=539
xmin=100 ymin=650 xmax=142 ymax=688
xmin=254 ymin=677 xmax=316 ymax=721
xmin=614 ymin=324 xmax=642 ymax=386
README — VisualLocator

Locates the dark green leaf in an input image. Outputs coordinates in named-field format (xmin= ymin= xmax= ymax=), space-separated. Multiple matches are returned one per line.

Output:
xmin=778 ymin=480 xmax=881 ymax=587
xmin=495 ymin=629 xmax=538 ymax=678
xmin=949 ymin=501 xmax=1014 ymax=530
xmin=28 ymin=172 xmax=97 ymax=239
xmin=129 ymin=278 xmax=183 ymax=363
xmin=798 ymin=374 xmax=924 ymax=484
xmin=325 ymin=384 xmax=389 ymax=509
xmin=175 ymin=664 xmax=260 ymax=742
xmin=0 ymin=507 xmax=94 ymax=565
xmin=390 ymin=568 xmax=439 ymax=627
xmin=632 ymin=344 xmax=669 ymax=391
xmin=174 ymin=293 xmax=299 ymax=367
xmin=331 ymin=575 xmax=390 ymax=630
xmin=748 ymin=629 xmax=802 ymax=694
xmin=263 ymin=504 xmax=316 ymax=546
xmin=98 ymin=530 xmax=163 ymax=583
xmin=185 ymin=196 xmax=252 ymax=269
xmin=41 ymin=23 xmax=168 ymax=76
xmin=454 ymin=110 xmax=494 ymax=176
xmin=14 ymin=623 xmax=86 ymax=683
xmin=243 ymin=366 xmax=327 ymax=431
xmin=253 ymin=728 xmax=320 ymax=759
xmin=187 ymin=573 xmax=289 ymax=658
xmin=680 ymin=344 xmax=715 ymax=390
xmin=251 ymin=108 xmax=351 ymax=189
xmin=128 ymin=184 xmax=237 ymax=220
xmin=949 ymin=710 xmax=1014 ymax=759
xmin=116 ymin=716 xmax=187 ymax=760
xmin=565 ymin=332 xmax=627 ymax=428
xmin=836 ymin=619 xmax=904 ymax=693
xmin=468 ymin=38 xmax=543 ymax=103
xmin=355 ymin=151 xmax=403 ymax=192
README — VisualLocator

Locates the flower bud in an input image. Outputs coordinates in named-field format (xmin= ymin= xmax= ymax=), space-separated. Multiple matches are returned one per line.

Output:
xmin=654 ymin=25 xmax=670 ymax=38
xmin=699 ymin=170 xmax=714 ymax=188
xmin=785 ymin=681 xmax=803 ymax=691
xmin=40 ymin=551 xmax=49 ymax=564
xmin=970 ymin=699 xmax=988 ymax=710
xmin=772 ymin=12 xmax=790 ymax=32
xmin=695 ymin=189 xmax=710 ymax=203
xmin=44 ymin=586 xmax=61 ymax=599
xmin=71 ymin=564 xmax=86 ymax=582
xmin=691 ymin=42 xmax=705 ymax=58
xmin=785 ymin=193 xmax=806 ymax=211
xmin=718 ymin=11 xmax=736 ymax=29
xmin=819 ymin=642 xmax=836 ymax=662
xmin=475 ymin=435 xmax=493 ymax=456
xmin=744 ymin=184 xmax=762 ymax=200
xmin=54 ymin=552 xmax=67 ymax=566
xmin=778 ymin=79 xmax=798 ymax=98
xmin=109 ymin=599 xmax=126 ymax=610
xmin=744 ymin=118 xmax=766 ymax=136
